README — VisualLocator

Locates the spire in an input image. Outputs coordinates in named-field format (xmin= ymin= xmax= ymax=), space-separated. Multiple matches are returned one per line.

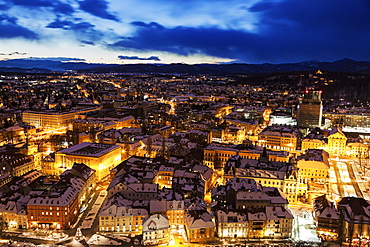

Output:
xmin=259 ymin=147 xmax=269 ymax=163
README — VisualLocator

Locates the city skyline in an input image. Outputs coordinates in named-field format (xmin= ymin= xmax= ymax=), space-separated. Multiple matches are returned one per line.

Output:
xmin=1 ymin=69 xmax=370 ymax=246
xmin=1 ymin=0 xmax=370 ymax=65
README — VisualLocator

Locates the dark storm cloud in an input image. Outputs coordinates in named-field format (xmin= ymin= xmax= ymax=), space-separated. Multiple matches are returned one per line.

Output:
xmin=0 ymin=4 xmax=10 ymax=10
xmin=53 ymin=2 xmax=75 ymax=14
xmin=47 ymin=19 xmax=95 ymax=31
xmin=46 ymin=18 xmax=104 ymax=44
xmin=113 ymin=22 xmax=253 ymax=57
xmin=0 ymin=14 xmax=38 ymax=39
xmin=78 ymin=0 xmax=119 ymax=21
xmin=118 ymin=55 xmax=160 ymax=61
xmin=112 ymin=0 xmax=370 ymax=63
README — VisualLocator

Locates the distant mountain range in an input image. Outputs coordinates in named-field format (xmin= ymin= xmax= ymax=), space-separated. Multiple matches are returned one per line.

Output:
xmin=1 ymin=58 xmax=370 ymax=74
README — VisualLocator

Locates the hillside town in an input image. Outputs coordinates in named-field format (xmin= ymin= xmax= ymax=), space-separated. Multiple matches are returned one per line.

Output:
xmin=1 ymin=70 xmax=370 ymax=247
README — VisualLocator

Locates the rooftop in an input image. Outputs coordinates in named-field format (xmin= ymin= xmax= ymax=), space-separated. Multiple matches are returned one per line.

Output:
xmin=58 ymin=142 xmax=120 ymax=157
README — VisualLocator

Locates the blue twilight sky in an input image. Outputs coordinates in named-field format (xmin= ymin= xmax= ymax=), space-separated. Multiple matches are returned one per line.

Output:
xmin=0 ymin=0 xmax=370 ymax=64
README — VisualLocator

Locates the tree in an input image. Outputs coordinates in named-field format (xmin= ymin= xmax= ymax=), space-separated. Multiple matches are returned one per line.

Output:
xmin=355 ymin=146 xmax=370 ymax=177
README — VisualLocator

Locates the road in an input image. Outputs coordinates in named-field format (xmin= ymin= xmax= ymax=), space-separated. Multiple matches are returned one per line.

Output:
xmin=329 ymin=156 xmax=368 ymax=201
xmin=330 ymin=158 xmax=344 ymax=197
xmin=346 ymin=161 xmax=364 ymax=198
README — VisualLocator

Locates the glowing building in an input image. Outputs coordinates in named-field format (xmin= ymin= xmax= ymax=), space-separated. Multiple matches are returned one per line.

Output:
xmin=216 ymin=210 xmax=248 ymax=240
xmin=22 ymin=107 xmax=99 ymax=128
xmin=327 ymin=127 xmax=347 ymax=156
xmin=150 ymin=200 xmax=185 ymax=231
xmin=55 ymin=142 xmax=122 ymax=180
xmin=98 ymin=197 xmax=148 ymax=234
xmin=203 ymin=144 xmax=289 ymax=171
xmin=185 ymin=211 xmax=216 ymax=243
xmin=27 ymin=177 xmax=83 ymax=229
xmin=142 ymin=214 xmax=170 ymax=246
xmin=258 ymin=124 xmax=301 ymax=151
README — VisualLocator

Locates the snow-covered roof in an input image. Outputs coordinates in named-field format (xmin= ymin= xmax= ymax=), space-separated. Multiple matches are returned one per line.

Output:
xmin=185 ymin=211 xmax=215 ymax=229
xmin=318 ymin=206 xmax=340 ymax=220
xmin=58 ymin=142 xmax=120 ymax=157
xmin=226 ymin=177 xmax=262 ymax=192
xmin=216 ymin=210 xmax=248 ymax=223
xmin=265 ymin=206 xmax=294 ymax=220
xmin=248 ymin=211 xmax=266 ymax=221
xmin=142 ymin=214 xmax=169 ymax=232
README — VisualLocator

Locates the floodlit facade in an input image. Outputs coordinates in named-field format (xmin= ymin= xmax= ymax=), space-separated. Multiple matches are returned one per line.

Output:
xmin=154 ymin=165 xmax=174 ymax=189
xmin=258 ymin=124 xmax=300 ymax=151
xmin=203 ymin=144 xmax=289 ymax=171
xmin=210 ymin=123 xmax=246 ymax=144
xmin=323 ymin=112 xmax=370 ymax=128
xmin=346 ymin=142 xmax=369 ymax=157
xmin=264 ymin=206 xmax=294 ymax=239
xmin=98 ymin=204 xmax=147 ymax=234
xmin=327 ymin=127 xmax=347 ymax=156
xmin=185 ymin=211 xmax=216 ymax=243
xmin=55 ymin=142 xmax=122 ymax=180
xmin=142 ymin=214 xmax=170 ymax=246
xmin=22 ymin=107 xmax=99 ymax=128
xmin=0 ymin=153 xmax=35 ymax=177
xmin=216 ymin=210 xmax=248 ymax=239
xmin=297 ymin=149 xmax=330 ymax=184
xmin=150 ymin=200 xmax=185 ymax=230
xmin=301 ymin=138 xmax=326 ymax=151
xmin=0 ymin=198 xmax=29 ymax=229
xmin=27 ymin=178 xmax=83 ymax=230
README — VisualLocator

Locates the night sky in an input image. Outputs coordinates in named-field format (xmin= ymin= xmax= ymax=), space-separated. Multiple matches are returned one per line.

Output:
xmin=0 ymin=0 xmax=370 ymax=64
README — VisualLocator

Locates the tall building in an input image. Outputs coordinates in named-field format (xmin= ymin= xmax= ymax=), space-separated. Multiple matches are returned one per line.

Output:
xmin=297 ymin=90 xmax=323 ymax=129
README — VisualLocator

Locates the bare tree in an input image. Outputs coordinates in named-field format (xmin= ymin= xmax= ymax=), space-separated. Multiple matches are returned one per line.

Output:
xmin=355 ymin=146 xmax=370 ymax=177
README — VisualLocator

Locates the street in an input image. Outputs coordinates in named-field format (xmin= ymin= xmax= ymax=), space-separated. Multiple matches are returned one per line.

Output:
xmin=328 ymin=157 xmax=365 ymax=201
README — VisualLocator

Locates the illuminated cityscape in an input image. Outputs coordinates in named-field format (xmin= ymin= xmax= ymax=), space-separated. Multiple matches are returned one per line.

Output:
xmin=0 ymin=69 xmax=370 ymax=247
xmin=1 ymin=0 xmax=370 ymax=246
